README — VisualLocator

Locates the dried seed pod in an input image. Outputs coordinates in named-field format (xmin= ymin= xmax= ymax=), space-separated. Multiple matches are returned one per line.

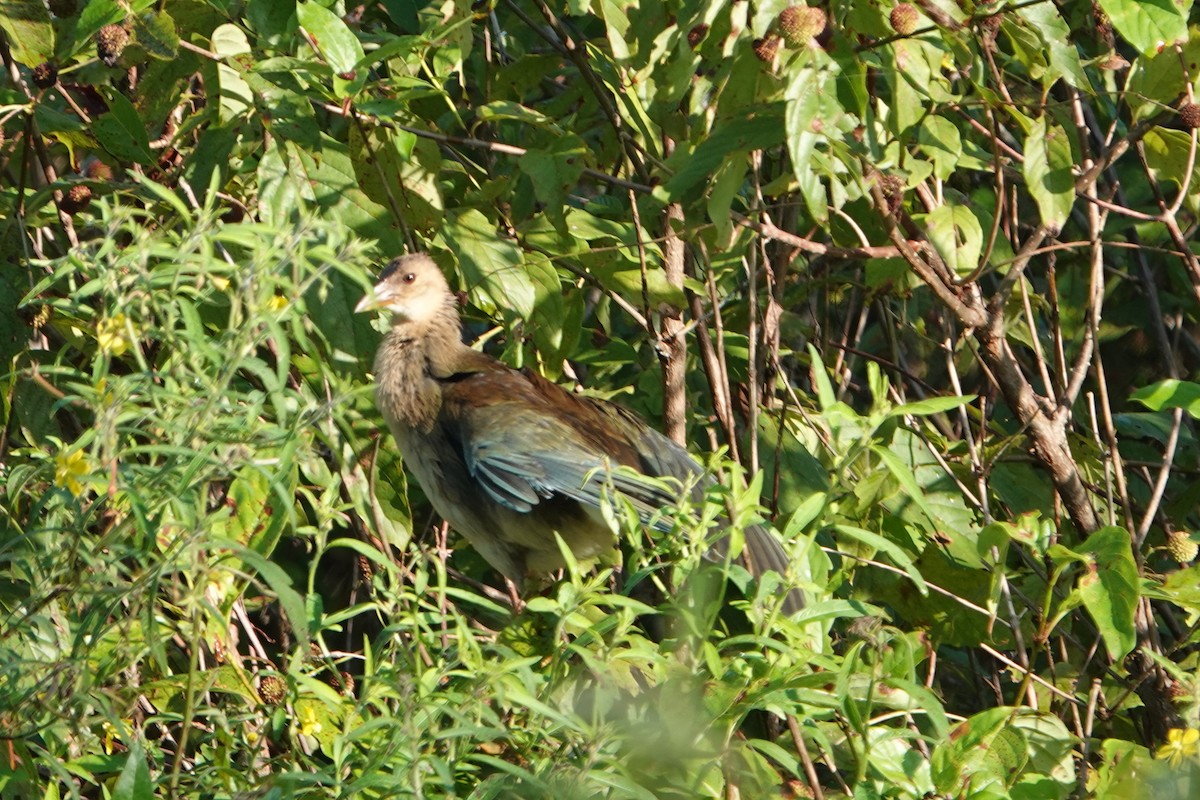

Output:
xmin=753 ymin=35 xmax=782 ymax=64
xmin=1180 ymin=102 xmax=1200 ymax=129
xmin=97 ymin=23 xmax=129 ymax=67
xmin=61 ymin=184 xmax=92 ymax=214
xmin=32 ymin=62 xmax=58 ymax=88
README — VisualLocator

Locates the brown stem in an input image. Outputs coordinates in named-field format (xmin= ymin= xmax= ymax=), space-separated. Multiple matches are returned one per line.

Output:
xmin=660 ymin=202 xmax=687 ymax=445
xmin=0 ymin=36 xmax=79 ymax=248
xmin=974 ymin=324 xmax=1098 ymax=533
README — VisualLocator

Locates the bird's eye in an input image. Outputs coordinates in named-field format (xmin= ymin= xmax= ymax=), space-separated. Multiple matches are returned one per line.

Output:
xmin=403 ymin=272 xmax=416 ymax=283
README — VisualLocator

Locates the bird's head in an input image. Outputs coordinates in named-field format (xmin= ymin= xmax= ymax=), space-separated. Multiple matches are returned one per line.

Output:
xmin=355 ymin=254 xmax=455 ymax=325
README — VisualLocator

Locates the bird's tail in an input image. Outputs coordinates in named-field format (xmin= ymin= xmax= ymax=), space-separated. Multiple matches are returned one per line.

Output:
xmin=741 ymin=523 xmax=805 ymax=615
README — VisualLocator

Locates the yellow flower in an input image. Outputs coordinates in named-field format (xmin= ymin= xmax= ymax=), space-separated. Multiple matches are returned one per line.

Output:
xmin=1157 ymin=728 xmax=1200 ymax=766
xmin=266 ymin=295 xmax=288 ymax=313
xmin=297 ymin=704 xmax=322 ymax=737
xmin=55 ymin=448 xmax=93 ymax=497
xmin=96 ymin=313 xmax=131 ymax=356
xmin=101 ymin=720 xmax=119 ymax=755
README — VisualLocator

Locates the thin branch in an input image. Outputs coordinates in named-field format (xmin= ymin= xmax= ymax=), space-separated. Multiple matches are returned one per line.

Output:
xmin=868 ymin=181 xmax=988 ymax=328
xmin=316 ymin=101 xmax=652 ymax=194
xmin=735 ymin=210 xmax=906 ymax=259
xmin=527 ymin=0 xmax=649 ymax=182
xmin=1136 ymin=408 xmax=1183 ymax=546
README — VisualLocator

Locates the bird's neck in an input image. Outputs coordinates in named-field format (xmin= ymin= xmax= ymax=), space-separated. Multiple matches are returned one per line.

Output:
xmin=374 ymin=310 xmax=470 ymax=433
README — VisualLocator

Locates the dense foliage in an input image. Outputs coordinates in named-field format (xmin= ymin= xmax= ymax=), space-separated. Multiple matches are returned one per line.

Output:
xmin=3 ymin=0 xmax=1200 ymax=796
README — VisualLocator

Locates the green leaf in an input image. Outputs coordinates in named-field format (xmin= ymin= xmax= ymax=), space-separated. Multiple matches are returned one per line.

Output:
xmin=212 ymin=24 xmax=254 ymax=121
xmin=92 ymin=92 xmax=156 ymax=166
xmin=442 ymin=209 xmax=533 ymax=318
xmin=707 ymin=156 xmax=745 ymax=245
xmin=784 ymin=52 xmax=841 ymax=223
xmin=517 ymin=134 xmax=588 ymax=234
xmin=917 ymin=116 xmax=964 ymax=181
xmin=1149 ymin=564 xmax=1200 ymax=611
xmin=887 ymin=395 xmax=975 ymax=417
xmin=887 ymin=678 xmax=950 ymax=738
xmin=1023 ymin=116 xmax=1074 ymax=231
xmin=1115 ymin=411 xmax=1200 ymax=447
xmin=808 ymin=343 xmax=837 ymax=411
xmin=297 ymin=0 xmax=365 ymax=78
xmin=665 ymin=104 xmax=785 ymax=200
xmin=476 ymin=101 xmax=563 ymax=133
xmin=792 ymin=598 xmax=883 ymax=625
xmin=1013 ymin=1 xmax=1087 ymax=88
xmin=59 ymin=0 xmax=124 ymax=49
xmin=35 ymin=104 xmax=88 ymax=138
xmin=112 ymin=738 xmax=152 ymax=800
xmin=349 ymin=124 xmax=443 ymax=233
xmin=258 ymin=140 xmax=314 ymax=224
xmin=931 ymin=707 xmax=1013 ymax=794
xmin=1077 ymin=526 xmax=1138 ymax=660
xmin=525 ymin=251 xmax=574 ymax=361
xmin=782 ymin=493 xmax=828 ymax=539
xmin=587 ymin=261 xmax=686 ymax=308
xmin=1142 ymin=128 xmax=1197 ymax=192
xmin=258 ymin=135 xmax=402 ymax=251
xmin=1128 ymin=31 xmax=1200 ymax=123
xmin=247 ymin=0 xmax=297 ymax=42
xmin=1096 ymin=0 xmax=1189 ymax=57
xmin=1012 ymin=712 xmax=1076 ymax=789
xmin=833 ymin=523 xmax=928 ymax=596
xmin=870 ymin=440 xmax=946 ymax=533
xmin=216 ymin=462 xmax=290 ymax=557
xmin=349 ymin=119 xmax=399 ymax=197
xmin=132 ymin=10 xmax=178 ymax=60
xmin=923 ymin=204 xmax=982 ymax=276
xmin=0 ymin=0 xmax=54 ymax=66
xmin=243 ymin=70 xmax=320 ymax=148
xmin=132 ymin=173 xmax=192 ymax=220
xmin=1131 ymin=379 xmax=1200 ymax=416
xmin=758 ymin=413 xmax=830 ymax=526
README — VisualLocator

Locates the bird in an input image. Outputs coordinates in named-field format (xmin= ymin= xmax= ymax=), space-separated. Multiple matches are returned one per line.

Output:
xmin=355 ymin=253 xmax=803 ymax=615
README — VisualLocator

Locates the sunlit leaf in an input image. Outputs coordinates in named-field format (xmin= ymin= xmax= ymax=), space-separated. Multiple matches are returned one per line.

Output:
xmin=1077 ymin=526 xmax=1139 ymax=660
xmin=0 ymin=0 xmax=53 ymax=66
xmin=1096 ymin=0 xmax=1188 ymax=56
xmin=1023 ymin=116 xmax=1075 ymax=230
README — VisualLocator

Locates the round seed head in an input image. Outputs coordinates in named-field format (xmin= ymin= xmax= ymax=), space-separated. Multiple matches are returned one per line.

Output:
xmin=753 ymin=35 xmax=782 ymax=64
xmin=890 ymin=3 xmax=919 ymax=35
xmin=97 ymin=23 xmax=129 ymax=67
xmin=1180 ymin=102 xmax=1200 ymax=129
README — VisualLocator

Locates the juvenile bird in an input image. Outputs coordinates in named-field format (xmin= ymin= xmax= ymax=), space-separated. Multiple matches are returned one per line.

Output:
xmin=356 ymin=253 xmax=803 ymax=614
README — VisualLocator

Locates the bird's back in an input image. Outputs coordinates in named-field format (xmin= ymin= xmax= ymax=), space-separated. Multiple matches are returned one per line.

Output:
xmin=437 ymin=363 xmax=801 ymax=612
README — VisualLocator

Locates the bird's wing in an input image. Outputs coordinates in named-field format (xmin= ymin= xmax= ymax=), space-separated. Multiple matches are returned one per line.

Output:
xmin=439 ymin=368 xmax=688 ymax=523
xmin=458 ymin=407 xmax=687 ymax=522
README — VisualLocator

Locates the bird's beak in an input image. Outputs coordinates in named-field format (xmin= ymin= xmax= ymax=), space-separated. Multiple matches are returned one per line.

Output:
xmin=354 ymin=282 xmax=391 ymax=314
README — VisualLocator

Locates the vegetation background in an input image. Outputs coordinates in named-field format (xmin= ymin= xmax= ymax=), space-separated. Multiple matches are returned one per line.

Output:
xmin=3 ymin=0 xmax=1200 ymax=796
